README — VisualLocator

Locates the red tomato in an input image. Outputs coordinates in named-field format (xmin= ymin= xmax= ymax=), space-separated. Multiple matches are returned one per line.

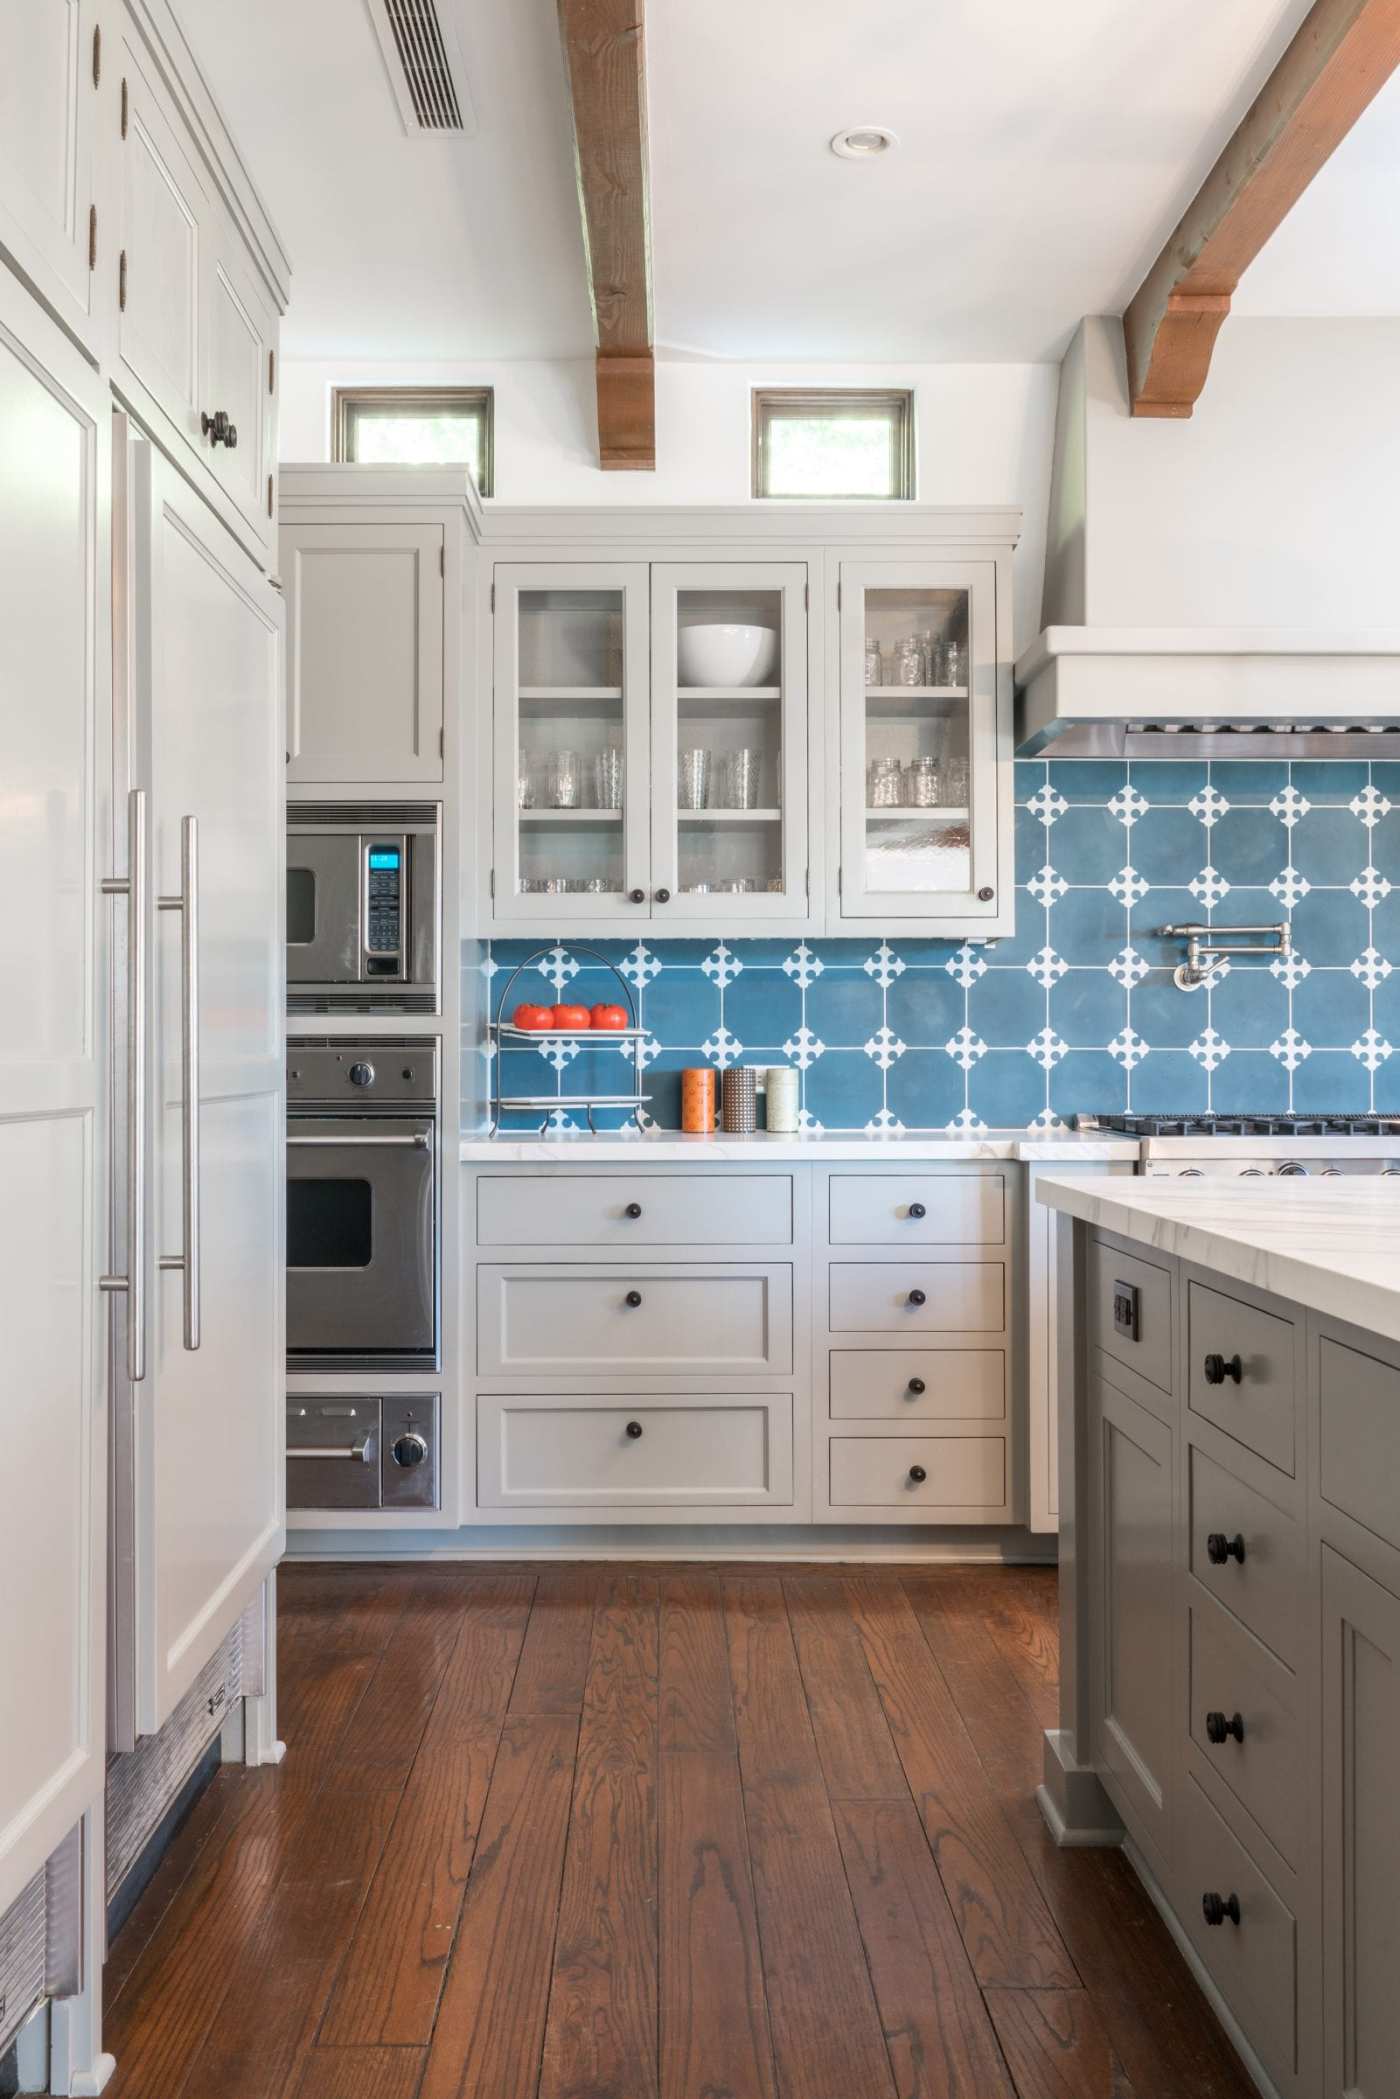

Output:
xmin=590 ymin=1002 xmax=629 ymax=1030
xmin=551 ymin=1002 xmax=592 ymax=1030
xmin=512 ymin=1002 xmax=554 ymax=1030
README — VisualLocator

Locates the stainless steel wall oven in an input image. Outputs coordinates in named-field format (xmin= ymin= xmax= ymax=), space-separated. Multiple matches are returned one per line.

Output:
xmin=287 ymin=802 xmax=440 ymax=1012
xmin=287 ymin=1040 xmax=438 ymax=1372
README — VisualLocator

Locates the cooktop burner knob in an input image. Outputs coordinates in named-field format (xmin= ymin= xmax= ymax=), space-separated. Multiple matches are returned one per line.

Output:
xmin=348 ymin=1061 xmax=375 ymax=1087
xmin=391 ymin=1432 xmax=428 ymax=1468
xmin=1278 ymin=1161 xmax=1308 ymax=1175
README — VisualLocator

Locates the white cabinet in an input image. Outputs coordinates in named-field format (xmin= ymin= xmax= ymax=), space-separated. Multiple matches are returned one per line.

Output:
xmin=491 ymin=559 xmax=813 ymax=929
xmin=0 ymin=0 xmax=100 ymax=341
xmin=835 ymin=556 xmax=1013 ymax=934
xmin=1322 ymin=1546 xmax=1400 ymax=2099
xmin=203 ymin=237 xmax=278 ymax=547
xmin=0 ymin=274 xmax=108 ymax=1916
xmin=285 ymin=521 xmax=446 ymax=783
xmin=123 ymin=433 xmax=284 ymax=1734
xmin=116 ymin=34 xmax=205 ymax=449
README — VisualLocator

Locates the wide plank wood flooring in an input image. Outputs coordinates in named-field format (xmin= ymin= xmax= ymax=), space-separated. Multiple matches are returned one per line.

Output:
xmin=101 ymin=1564 xmax=1258 ymax=2099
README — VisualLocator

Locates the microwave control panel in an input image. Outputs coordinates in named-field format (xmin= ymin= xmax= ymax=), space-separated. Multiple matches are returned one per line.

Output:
xmin=365 ymin=841 xmax=403 ymax=970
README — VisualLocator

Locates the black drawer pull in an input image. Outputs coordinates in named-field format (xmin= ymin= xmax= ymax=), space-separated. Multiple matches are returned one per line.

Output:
xmin=907 ymin=1376 xmax=926 ymax=1396
xmin=1204 ymin=1352 xmax=1243 ymax=1386
xmin=624 ymin=1202 xmax=643 ymax=1219
xmin=1206 ymin=1531 xmax=1247 ymax=1565
xmin=1201 ymin=1891 xmax=1241 ymax=1928
xmin=1205 ymin=1710 xmax=1245 ymax=1745
xmin=908 ymin=1464 xmax=927 ymax=1484
xmin=624 ymin=1289 xmax=643 ymax=1308
xmin=907 ymin=1287 xmax=927 ymax=1307
xmin=625 ymin=1420 xmax=643 ymax=1439
xmin=629 ymin=888 xmax=645 ymax=903
xmin=908 ymin=1201 xmax=927 ymax=1220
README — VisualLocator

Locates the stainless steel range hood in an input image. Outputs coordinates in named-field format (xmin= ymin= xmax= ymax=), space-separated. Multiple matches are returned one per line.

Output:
xmin=1015 ymin=627 xmax=1400 ymax=757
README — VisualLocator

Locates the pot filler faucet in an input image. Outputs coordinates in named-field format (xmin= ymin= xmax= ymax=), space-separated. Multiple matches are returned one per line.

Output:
xmin=1159 ymin=921 xmax=1290 ymax=991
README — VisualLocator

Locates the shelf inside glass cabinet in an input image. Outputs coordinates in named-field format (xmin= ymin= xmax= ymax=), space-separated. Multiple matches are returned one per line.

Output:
xmin=861 ymin=583 xmax=973 ymax=897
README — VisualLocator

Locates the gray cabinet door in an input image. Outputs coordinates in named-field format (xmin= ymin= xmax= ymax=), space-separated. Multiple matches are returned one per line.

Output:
xmin=1090 ymin=1373 xmax=1175 ymax=1864
xmin=1322 ymin=1546 xmax=1400 ymax=2099
xmin=284 ymin=523 xmax=444 ymax=783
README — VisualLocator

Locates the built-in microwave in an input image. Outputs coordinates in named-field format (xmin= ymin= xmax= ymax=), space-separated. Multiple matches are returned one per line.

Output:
xmin=287 ymin=801 xmax=440 ymax=1012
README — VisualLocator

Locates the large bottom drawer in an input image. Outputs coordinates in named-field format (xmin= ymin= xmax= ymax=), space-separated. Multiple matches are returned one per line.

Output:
xmin=828 ymin=1434 xmax=1007 ymax=1513
xmin=477 ymin=1392 xmax=793 ymax=1510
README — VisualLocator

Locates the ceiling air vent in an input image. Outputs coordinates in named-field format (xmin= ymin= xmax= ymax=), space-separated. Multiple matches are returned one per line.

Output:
xmin=366 ymin=0 xmax=477 ymax=136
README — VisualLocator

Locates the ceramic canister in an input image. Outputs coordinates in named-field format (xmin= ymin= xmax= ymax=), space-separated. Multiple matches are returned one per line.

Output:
xmin=720 ymin=1065 xmax=758 ymax=1135
xmin=681 ymin=1066 xmax=717 ymax=1133
xmin=765 ymin=1065 xmax=799 ymax=1133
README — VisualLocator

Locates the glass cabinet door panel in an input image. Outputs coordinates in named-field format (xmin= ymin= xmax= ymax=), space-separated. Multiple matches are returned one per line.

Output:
xmin=493 ymin=564 xmax=650 ymax=920
xmin=839 ymin=559 xmax=999 ymax=920
xmin=650 ymin=563 xmax=809 ymax=923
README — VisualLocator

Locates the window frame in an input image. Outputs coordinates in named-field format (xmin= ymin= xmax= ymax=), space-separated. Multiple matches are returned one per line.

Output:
xmin=751 ymin=387 xmax=915 ymax=502
xmin=330 ymin=384 xmax=495 ymax=495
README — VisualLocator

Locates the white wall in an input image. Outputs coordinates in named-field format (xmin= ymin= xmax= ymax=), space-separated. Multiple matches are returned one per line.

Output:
xmin=1053 ymin=315 xmax=1400 ymax=629
xmin=279 ymin=356 xmax=1059 ymax=653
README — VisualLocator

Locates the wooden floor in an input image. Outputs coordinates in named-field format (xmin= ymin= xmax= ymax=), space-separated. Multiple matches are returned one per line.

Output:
xmin=101 ymin=1563 xmax=1258 ymax=2099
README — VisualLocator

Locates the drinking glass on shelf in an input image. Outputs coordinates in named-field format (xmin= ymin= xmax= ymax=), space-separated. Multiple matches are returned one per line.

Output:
xmin=894 ymin=637 xmax=924 ymax=687
xmin=943 ymin=640 xmax=965 ymax=690
xmin=943 ymin=753 xmax=970 ymax=806
xmin=546 ymin=751 xmax=581 ymax=808
xmin=722 ymin=748 xmax=763 ymax=809
xmin=517 ymin=759 xmax=537 ymax=809
xmin=864 ymin=639 xmax=883 ymax=687
xmin=867 ymin=756 xmax=902 ymax=808
xmin=592 ymin=748 xmax=624 ymax=809
xmin=678 ymin=748 xmax=711 ymax=810
xmin=903 ymin=755 xmax=942 ymax=807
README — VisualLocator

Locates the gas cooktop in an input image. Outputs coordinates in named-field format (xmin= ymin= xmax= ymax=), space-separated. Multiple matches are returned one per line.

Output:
xmin=1076 ymin=1112 xmax=1400 ymax=1138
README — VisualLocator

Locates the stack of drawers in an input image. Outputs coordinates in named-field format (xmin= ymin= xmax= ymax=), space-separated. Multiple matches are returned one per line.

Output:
xmin=1178 ymin=1275 xmax=1309 ymax=2098
xmin=817 ymin=1166 xmax=1014 ymax=1522
xmin=470 ymin=1169 xmax=805 ymax=1521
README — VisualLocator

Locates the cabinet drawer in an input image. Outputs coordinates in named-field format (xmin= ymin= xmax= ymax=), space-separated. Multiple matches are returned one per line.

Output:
xmin=476 ymin=1264 xmax=792 ymax=1376
xmin=1178 ymin=1775 xmax=1298 ymax=2091
xmin=478 ymin=1393 xmax=792 ymax=1508
xmin=1188 ymin=1444 xmax=1303 ymax=1670
xmin=828 ymin=1173 xmax=1005 ymax=1246
xmin=476 ymin=1172 xmax=793 ymax=1247
xmin=1086 ymin=1237 xmax=1173 ymax=1397
xmin=829 ymin=1349 xmax=1005 ymax=1421
xmin=1188 ymin=1281 xmax=1296 ymax=1476
xmin=1188 ymin=1600 xmax=1302 ymax=1868
xmin=829 ymin=1435 xmax=1006 ymax=1511
xmin=828 ymin=1262 xmax=1004 ymax=1334
xmin=1318 ymin=1332 xmax=1400 ymax=1554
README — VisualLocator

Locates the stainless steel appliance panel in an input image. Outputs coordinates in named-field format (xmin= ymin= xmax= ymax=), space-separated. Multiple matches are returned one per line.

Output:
xmin=285 ymin=1394 xmax=439 ymax=1510
xmin=287 ymin=802 xmax=439 ymax=1011
xmin=287 ymin=1114 xmax=435 ymax=1359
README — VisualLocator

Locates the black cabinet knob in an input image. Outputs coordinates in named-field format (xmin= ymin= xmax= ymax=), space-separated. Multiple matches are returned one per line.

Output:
xmin=907 ymin=1377 xmax=926 ymax=1396
xmin=200 ymin=408 xmax=237 ymax=448
xmin=1204 ymin=1352 xmax=1243 ymax=1386
xmin=625 ymin=1289 xmax=643 ymax=1308
xmin=625 ymin=1420 xmax=643 ymax=1439
xmin=907 ymin=1287 xmax=926 ymax=1307
xmin=908 ymin=1465 xmax=927 ymax=1484
xmin=629 ymin=888 xmax=646 ymax=903
xmin=1201 ymin=1891 xmax=1241 ymax=1928
xmin=978 ymin=886 xmax=994 ymax=902
xmin=655 ymin=887 xmax=671 ymax=903
xmin=908 ymin=1201 xmax=927 ymax=1220
xmin=1205 ymin=1710 xmax=1245 ymax=1745
xmin=1206 ymin=1531 xmax=1247 ymax=1565
xmin=624 ymin=1201 xmax=643 ymax=1219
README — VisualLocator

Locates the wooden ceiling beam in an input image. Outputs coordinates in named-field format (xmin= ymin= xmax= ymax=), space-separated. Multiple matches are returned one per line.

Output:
xmin=1124 ymin=0 xmax=1400 ymax=417
xmin=557 ymin=0 xmax=655 ymax=469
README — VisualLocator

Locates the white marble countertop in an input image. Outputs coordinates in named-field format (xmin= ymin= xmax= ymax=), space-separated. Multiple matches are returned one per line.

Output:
xmin=459 ymin=1130 xmax=1140 ymax=1165
xmin=1037 ymin=1173 xmax=1400 ymax=1345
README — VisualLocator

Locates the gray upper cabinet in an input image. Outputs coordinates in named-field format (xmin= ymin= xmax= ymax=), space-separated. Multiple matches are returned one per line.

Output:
xmin=0 ymin=0 xmax=99 ymax=342
xmin=284 ymin=522 xmax=445 ymax=784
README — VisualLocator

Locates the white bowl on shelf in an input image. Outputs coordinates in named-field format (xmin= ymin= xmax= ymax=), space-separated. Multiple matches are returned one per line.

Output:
xmin=677 ymin=623 xmax=779 ymax=689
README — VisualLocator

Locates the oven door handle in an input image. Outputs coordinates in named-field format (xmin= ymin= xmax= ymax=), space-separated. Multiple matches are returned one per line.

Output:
xmin=286 ymin=1132 xmax=431 ymax=1149
xmin=288 ymin=1433 xmax=374 ymax=1463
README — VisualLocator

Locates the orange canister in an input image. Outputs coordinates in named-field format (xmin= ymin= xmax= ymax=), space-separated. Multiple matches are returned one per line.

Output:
xmin=681 ymin=1066 xmax=717 ymax=1133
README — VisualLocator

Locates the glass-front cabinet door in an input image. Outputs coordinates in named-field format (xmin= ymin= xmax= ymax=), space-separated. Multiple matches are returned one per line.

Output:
xmin=837 ymin=558 xmax=1005 ymax=927
xmin=649 ymin=564 xmax=809 ymax=923
xmin=493 ymin=563 xmax=650 ymax=921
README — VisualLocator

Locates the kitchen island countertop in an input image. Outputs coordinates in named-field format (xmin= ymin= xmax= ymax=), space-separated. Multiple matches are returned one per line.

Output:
xmin=460 ymin=1129 xmax=1140 ymax=1164
xmin=1036 ymin=1172 xmax=1400 ymax=1345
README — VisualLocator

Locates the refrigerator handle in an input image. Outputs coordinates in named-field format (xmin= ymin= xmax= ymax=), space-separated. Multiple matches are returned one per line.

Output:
xmin=99 ymin=788 xmax=148 ymax=1381
xmin=158 ymin=814 xmax=201 ymax=1350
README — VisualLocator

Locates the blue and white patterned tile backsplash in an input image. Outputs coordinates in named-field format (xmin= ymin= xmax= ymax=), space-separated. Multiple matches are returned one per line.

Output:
xmin=481 ymin=758 xmax=1400 ymax=1132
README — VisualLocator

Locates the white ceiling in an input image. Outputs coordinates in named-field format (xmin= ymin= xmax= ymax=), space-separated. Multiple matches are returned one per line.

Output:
xmin=180 ymin=0 xmax=1359 ymax=368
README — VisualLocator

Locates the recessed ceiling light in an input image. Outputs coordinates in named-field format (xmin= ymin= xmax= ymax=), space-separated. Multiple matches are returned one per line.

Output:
xmin=830 ymin=125 xmax=899 ymax=160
